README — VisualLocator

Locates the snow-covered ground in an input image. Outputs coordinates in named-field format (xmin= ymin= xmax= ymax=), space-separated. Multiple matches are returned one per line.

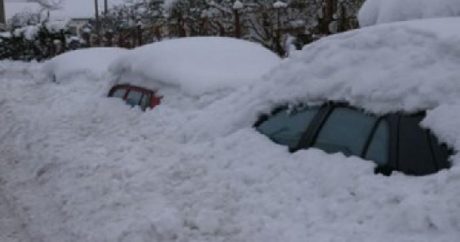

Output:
xmin=2 ymin=18 xmax=460 ymax=242
xmin=0 ymin=186 xmax=31 ymax=242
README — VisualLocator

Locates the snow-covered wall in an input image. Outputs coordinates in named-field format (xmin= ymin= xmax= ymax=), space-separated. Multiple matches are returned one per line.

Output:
xmin=359 ymin=0 xmax=460 ymax=27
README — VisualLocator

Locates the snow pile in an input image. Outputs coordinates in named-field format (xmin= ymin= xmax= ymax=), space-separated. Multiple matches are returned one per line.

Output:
xmin=109 ymin=37 xmax=281 ymax=97
xmin=0 ymin=60 xmax=42 ymax=80
xmin=252 ymin=17 xmax=460 ymax=113
xmin=184 ymin=18 xmax=460 ymax=144
xmin=2 ymin=18 xmax=460 ymax=242
xmin=359 ymin=0 xmax=460 ymax=26
xmin=43 ymin=47 xmax=128 ymax=83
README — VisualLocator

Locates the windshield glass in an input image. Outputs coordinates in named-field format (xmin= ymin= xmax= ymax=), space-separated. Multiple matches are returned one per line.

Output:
xmin=256 ymin=106 xmax=319 ymax=149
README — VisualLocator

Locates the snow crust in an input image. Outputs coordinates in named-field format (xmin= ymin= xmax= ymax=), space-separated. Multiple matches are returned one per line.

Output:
xmin=109 ymin=37 xmax=281 ymax=97
xmin=1 ymin=18 xmax=460 ymax=242
xmin=43 ymin=47 xmax=128 ymax=82
xmin=359 ymin=0 xmax=460 ymax=27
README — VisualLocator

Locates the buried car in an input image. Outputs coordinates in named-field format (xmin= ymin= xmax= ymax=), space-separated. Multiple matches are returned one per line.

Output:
xmin=255 ymin=102 xmax=452 ymax=176
xmin=246 ymin=17 xmax=460 ymax=176
xmin=192 ymin=17 xmax=460 ymax=177
xmin=2 ymin=17 xmax=460 ymax=242
xmin=107 ymin=37 xmax=281 ymax=110
xmin=43 ymin=47 xmax=128 ymax=83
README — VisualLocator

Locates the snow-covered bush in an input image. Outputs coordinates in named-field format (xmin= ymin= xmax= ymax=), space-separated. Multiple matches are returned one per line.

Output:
xmin=0 ymin=21 xmax=76 ymax=61
xmin=104 ymin=0 xmax=365 ymax=55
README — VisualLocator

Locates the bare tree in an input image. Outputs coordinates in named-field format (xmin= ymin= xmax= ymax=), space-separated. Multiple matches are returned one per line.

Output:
xmin=0 ymin=0 xmax=5 ymax=27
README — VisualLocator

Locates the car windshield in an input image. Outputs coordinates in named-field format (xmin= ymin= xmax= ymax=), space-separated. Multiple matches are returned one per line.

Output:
xmin=256 ymin=106 xmax=319 ymax=149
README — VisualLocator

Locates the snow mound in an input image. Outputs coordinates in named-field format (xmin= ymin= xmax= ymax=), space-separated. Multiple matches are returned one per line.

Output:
xmin=109 ymin=37 xmax=281 ymax=96
xmin=185 ymin=17 xmax=460 ymax=148
xmin=359 ymin=0 xmax=460 ymax=27
xmin=256 ymin=17 xmax=460 ymax=114
xmin=43 ymin=47 xmax=128 ymax=82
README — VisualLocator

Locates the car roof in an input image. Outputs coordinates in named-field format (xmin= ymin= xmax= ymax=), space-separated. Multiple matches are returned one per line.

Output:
xmin=43 ymin=47 xmax=128 ymax=82
xmin=108 ymin=37 xmax=281 ymax=97
xmin=250 ymin=17 xmax=460 ymax=115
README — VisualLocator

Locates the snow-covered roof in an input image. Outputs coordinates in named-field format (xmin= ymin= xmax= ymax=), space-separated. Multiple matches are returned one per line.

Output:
xmin=109 ymin=37 xmax=281 ymax=96
xmin=358 ymin=0 xmax=460 ymax=27
xmin=43 ymin=47 xmax=128 ymax=82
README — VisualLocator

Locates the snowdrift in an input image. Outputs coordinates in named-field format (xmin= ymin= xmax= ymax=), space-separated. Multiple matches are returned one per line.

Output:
xmin=359 ymin=0 xmax=460 ymax=27
xmin=1 ymin=19 xmax=460 ymax=242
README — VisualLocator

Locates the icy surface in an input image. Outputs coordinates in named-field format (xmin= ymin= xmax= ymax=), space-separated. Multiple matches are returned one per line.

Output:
xmin=359 ymin=0 xmax=460 ymax=26
xmin=1 ymin=18 xmax=460 ymax=242
xmin=109 ymin=37 xmax=281 ymax=97
xmin=43 ymin=47 xmax=128 ymax=83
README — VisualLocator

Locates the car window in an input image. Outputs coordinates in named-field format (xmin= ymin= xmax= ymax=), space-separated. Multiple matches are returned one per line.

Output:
xmin=428 ymin=133 xmax=451 ymax=170
xmin=313 ymin=107 xmax=377 ymax=157
xmin=125 ymin=90 xmax=144 ymax=107
xmin=398 ymin=115 xmax=438 ymax=175
xmin=139 ymin=93 xmax=151 ymax=110
xmin=256 ymin=106 xmax=319 ymax=149
xmin=364 ymin=120 xmax=390 ymax=165
xmin=111 ymin=88 xmax=126 ymax=99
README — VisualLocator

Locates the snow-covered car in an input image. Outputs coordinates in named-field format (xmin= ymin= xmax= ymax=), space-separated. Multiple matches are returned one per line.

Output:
xmin=43 ymin=47 xmax=128 ymax=83
xmin=107 ymin=37 xmax=281 ymax=110
xmin=255 ymin=102 xmax=451 ymax=176
xmin=3 ymin=16 xmax=460 ymax=242
xmin=240 ymin=17 xmax=460 ymax=176
xmin=108 ymin=84 xmax=162 ymax=110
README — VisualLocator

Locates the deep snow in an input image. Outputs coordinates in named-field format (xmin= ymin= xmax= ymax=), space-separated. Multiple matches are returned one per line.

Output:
xmin=43 ymin=47 xmax=128 ymax=83
xmin=109 ymin=37 xmax=281 ymax=97
xmin=1 ymin=19 xmax=460 ymax=242
xmin=358 ymin=0 xmax=460 ymax=27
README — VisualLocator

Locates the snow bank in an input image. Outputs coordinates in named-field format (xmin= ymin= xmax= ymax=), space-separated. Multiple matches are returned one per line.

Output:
xmin=0 ymin=60 xmax=42 ymax=80
xmin=359 ymin=0 xmax=460 ymax=27
xmin=109 ymin=37 xmax=281 ymax=96
xmin=2 ymin=18 xmax=460 ymax=242
xmin=43 ymin=47 xmax=128 ymax=83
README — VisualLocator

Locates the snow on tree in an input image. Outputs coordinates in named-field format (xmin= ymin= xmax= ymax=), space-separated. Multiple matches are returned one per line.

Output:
xmin=96 ymin=0 xmax=363 ymax=54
